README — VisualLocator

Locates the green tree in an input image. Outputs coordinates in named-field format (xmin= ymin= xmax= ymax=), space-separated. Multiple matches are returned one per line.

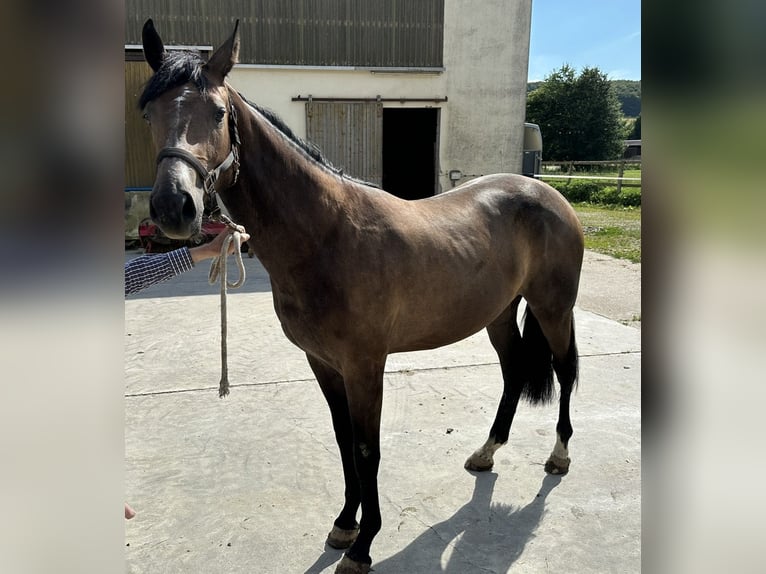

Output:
xmin=628 ymin=114 xmax=641 ymax=139
xmin=526 ymin=65 xmax=625 ymax=161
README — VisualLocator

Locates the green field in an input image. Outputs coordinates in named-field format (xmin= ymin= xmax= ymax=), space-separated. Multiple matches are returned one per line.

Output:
xmin=572 ymin=204 xmax=641 ymax=263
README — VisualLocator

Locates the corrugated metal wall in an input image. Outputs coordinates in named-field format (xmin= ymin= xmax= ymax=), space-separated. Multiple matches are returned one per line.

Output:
xmin=306 ymin=102 xmax=383 ymax=185
xmin=126 ymin=0 xmax=444 ymax=67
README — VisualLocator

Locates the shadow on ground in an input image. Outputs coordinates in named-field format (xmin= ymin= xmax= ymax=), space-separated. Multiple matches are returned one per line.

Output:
xmin=303 ymin=472 xmax=562 ymax=574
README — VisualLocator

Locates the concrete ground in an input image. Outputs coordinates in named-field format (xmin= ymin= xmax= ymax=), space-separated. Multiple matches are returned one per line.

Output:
xmin=577 ymin=250 xmax=641 ymax=330
xmin=124 ymin=250 xmax=640 ymax=573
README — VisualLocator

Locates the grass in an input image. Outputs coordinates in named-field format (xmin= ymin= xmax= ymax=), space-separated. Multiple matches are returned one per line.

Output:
xmin=572 ymin=203 xmax=641 ymax=263
xmin=539 ymin=162 xmax=642 ymax=262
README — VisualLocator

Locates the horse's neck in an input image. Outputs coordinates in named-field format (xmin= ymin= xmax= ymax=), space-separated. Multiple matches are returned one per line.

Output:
xmin=224 ymin=93 xmax=345 ymax=269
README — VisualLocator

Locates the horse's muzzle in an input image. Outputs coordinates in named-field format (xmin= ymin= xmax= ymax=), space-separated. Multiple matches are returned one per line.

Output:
xmin=149 ymin=187 xmax=199 ymax=239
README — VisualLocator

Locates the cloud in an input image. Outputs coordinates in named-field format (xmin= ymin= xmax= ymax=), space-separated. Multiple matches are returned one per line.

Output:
xmin=607 ymin=68 xmax=641 ymax=81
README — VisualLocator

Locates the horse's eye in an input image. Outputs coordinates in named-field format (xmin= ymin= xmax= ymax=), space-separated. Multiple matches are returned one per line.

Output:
xmin=215 ymin=107 xmax=226 ymax=124
xmin=142 ymin=111 xmax=150 ymax=124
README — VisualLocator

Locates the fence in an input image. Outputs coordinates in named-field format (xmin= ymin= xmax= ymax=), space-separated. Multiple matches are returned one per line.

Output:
xmin=534 ymin=159 xmax=641 ymax=194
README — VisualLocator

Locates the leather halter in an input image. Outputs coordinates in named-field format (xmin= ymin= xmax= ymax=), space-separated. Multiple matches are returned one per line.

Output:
xmin=155 ymin=91 xmax=240 ymax=199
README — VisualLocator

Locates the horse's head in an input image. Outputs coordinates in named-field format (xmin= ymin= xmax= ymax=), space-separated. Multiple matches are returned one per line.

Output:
xmin=140 ymin=19 xmax=240 ymax=239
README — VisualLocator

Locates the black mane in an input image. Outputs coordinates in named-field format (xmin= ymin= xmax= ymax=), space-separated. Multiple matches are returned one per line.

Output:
xmin=239 ymin=95 xmax=379 ymax=188
xmin=240 ymin=95 xmax=331 ymax=169
xmin=138 ymin=49 xmax=379 ymax=188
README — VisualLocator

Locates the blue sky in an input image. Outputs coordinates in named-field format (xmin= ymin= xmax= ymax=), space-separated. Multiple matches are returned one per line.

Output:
xmin=528 ymin=1 xmax=641 ymax=81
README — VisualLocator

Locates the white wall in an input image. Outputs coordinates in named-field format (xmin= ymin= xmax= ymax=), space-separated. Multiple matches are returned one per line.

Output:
xmin=442 ymin=0 xmax=532 ymax=187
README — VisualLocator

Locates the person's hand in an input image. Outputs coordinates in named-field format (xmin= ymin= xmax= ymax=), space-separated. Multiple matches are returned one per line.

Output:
xmin=206 ymin=228 xmax=251 ymax=257
xmin=190 ymin=229 xmax=250 ymax=263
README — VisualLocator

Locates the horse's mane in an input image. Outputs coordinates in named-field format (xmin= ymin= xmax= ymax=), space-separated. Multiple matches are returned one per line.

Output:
xmin=240 ymin=95 xmax=380 ymax=189
xmin=240 ymin=95 xmax=333 ymax=171
xmin=138 ymin=49 xmax=379 ymax=188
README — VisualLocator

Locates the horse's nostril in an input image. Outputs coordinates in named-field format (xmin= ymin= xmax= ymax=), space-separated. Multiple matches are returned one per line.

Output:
xmin=181 ymin=192 xmax=197 ymax=222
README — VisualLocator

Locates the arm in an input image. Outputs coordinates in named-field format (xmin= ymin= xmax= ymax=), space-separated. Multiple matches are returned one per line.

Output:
xmin=124 ymin=229 xmax=250 ymax=296
xmin=124 ymin=247 xmax=193 ymax=296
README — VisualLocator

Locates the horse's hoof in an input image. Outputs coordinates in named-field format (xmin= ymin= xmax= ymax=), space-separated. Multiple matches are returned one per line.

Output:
xmin=335 ymin=554 xmax=371 ymax=574
xmin=544 ymin=454 xmax=571 ymax=475
xmin=326 ymin=523 xmax=360 ymax=549
xmin=464 ymin=452 xmax=494 ymax=472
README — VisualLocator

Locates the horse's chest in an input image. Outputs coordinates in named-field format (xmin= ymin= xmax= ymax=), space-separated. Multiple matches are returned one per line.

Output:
xmin=271 ymin=287 xmax=345 ymax=356
xmin=274 ymin=304 xmax=312 ymax=348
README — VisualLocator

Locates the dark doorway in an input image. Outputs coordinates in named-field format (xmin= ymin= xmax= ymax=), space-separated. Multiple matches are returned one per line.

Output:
xmin=382 ymin=108 xmax=439 ymax=199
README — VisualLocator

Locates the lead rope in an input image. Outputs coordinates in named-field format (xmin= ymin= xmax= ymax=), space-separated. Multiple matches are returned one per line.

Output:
xmin=208 ymin=214 xmax=247 ymax=397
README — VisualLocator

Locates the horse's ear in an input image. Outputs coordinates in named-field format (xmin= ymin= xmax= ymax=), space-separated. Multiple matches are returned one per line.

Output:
xmin=204 ymin=20 xmax=240 ymax=80
xmin=142 ymin=19 xmax=166 ymax=72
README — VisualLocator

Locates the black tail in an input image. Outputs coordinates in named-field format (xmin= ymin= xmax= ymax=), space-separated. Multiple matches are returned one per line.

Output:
xmin=519 ymin=308 xmax=555 ymax=405
xmin=552 ymin=317 xmax=579 ymax=395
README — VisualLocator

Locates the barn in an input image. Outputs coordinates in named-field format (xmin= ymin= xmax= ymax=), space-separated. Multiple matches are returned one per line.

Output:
xmin=125 ymin=0 xmax=533 ymax=242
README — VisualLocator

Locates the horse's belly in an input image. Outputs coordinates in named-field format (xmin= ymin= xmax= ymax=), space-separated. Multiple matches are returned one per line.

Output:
xmin=389 ymin=326 xmax=485 ymax=353
xmin=388 ymin=292 xmax=512 ymax=353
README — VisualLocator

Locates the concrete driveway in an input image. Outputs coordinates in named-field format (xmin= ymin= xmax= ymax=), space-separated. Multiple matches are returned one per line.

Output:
xmin=124 ymin=251 xmax=640 ymax=573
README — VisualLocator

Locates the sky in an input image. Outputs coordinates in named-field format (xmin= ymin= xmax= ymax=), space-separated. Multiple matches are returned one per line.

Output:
xmin=527 ymin=0 xmax=641 ymax=82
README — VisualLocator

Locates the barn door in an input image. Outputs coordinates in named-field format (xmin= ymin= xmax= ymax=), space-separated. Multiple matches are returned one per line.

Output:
xmin=125 ymin=60 xmax=156 ymax=188
xmin=305 ymin=101 xmax=383 ymax=186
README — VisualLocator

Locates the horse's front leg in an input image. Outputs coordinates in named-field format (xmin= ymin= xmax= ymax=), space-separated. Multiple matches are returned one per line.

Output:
xmin=306 ymin=355 xmax=361 ymax=549
xmin=335 ymin=361 xmax=385 ymax=574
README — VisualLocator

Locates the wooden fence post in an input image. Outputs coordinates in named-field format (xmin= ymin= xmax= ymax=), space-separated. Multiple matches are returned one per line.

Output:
xmin=617 ymin=160 xmax=624 ymax=194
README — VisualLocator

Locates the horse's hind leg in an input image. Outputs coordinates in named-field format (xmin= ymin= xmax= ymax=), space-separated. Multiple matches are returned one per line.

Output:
xmin=465 ymin=297 xmax=525 ymax=471
xmin=535 ymin=310 xmax=579 ymax=476
xmin=306 ymin=355 xmax=361 ymax=549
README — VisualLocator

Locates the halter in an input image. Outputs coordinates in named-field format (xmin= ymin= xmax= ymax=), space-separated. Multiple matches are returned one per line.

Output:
xmin=155 ymin=90 xmax=241 ymax=200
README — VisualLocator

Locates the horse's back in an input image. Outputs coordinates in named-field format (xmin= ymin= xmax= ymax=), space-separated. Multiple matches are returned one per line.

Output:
xmin=430 ymin=173 xmax=578 ymax=222
xmin=402 ymin=173 xmax=583 ymax=262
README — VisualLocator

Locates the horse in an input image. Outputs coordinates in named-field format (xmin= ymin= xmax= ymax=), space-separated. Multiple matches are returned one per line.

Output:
xmin=139 ymin=19 xmax=584 ymax=574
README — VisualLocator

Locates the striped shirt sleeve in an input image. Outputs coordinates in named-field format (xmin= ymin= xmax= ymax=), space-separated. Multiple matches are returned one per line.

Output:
xmin=124 ymin=247 xmax=195 ymax=296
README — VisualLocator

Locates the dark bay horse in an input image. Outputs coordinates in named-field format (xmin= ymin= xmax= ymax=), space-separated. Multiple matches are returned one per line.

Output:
xmin=140 ymin=19 xmax=584 ymax=574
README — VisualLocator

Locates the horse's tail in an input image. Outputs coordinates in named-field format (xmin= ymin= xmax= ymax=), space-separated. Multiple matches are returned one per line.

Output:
xmin=519 ymin=307 xmax=555 ymax=405
xmin=520 ymin=309 xmax=579 ymax=405
xmin=554 ymin=316 xmax=579 ymax=394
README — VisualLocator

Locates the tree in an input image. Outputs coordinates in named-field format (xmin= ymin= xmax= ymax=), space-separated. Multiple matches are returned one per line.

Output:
xmin=529 ymin=79 xmax=641 ymax=118
xmin=526 ymin=65 xmax=625 ymax=161
xmin=628 ymin=114 xmax=641 ymax=139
